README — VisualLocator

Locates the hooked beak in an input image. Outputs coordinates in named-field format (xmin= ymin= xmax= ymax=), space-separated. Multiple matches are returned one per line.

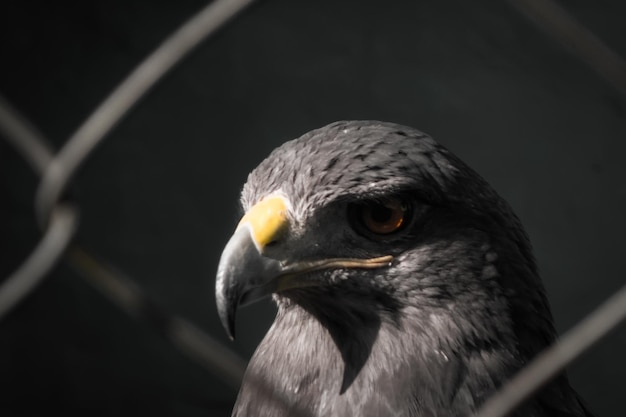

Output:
xmin=215 ymin=196 xmax=393 ymax=340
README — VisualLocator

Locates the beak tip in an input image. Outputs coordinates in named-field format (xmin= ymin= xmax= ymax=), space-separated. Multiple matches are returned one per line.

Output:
xmin=223 ymin=314 xmax=236 ymax=341
xmin=216 ymin=293 xmax=237 ymax=341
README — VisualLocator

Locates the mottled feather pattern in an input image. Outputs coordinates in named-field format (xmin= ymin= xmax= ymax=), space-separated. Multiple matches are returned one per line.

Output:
xmin=231 ymin=121 xmax=593 ymax=417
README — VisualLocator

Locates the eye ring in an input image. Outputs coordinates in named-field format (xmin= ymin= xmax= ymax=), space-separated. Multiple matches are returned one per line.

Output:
xmin=350 ymin=198 xmax=411 ymax=236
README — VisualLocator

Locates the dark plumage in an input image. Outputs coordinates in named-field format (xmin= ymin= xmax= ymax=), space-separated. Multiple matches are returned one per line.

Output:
xmin=215 ymin=121 xmax=593 ymax=417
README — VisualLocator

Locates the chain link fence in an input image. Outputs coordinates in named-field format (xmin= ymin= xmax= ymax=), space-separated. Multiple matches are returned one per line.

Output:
xmin=1 ymin=0 xmax=624 ymax=416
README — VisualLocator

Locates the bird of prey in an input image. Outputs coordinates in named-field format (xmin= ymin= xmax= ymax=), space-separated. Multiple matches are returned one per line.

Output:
xmin=215 ymin=121 xmax=592 ymax=417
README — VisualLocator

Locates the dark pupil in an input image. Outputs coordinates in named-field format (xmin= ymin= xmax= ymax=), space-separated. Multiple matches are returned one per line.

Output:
xmin=370 ymin=204 xmax=393 ymax=223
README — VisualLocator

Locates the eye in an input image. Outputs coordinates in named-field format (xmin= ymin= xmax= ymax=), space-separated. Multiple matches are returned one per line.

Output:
xmin=350 ymin=198 xmax=411 ymax=236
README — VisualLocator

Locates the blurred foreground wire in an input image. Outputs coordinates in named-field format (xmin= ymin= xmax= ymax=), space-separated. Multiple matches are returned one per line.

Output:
xmin=67 ymin=247 xmax=247 ymax=388
xmin=0 ymin=204 xmax=78 ymax=319
xmin=0 ymin=0 xmax=258 ymax=392
xmin=0 ymin=93 xmax=248 ymax=389
xmin=0 ymin=96 xmax=78 ymax=320
xmin=507 ymin=0 xmax=626 ymax=95
xmin=34 ymin=0 xmax=257 ymax=226
xmin=475 ymin=285 xmax=626 ymax=417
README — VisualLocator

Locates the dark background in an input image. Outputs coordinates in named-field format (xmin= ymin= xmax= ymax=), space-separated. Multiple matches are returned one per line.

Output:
xmin=0 ymin=0 xmax=625 ymax=416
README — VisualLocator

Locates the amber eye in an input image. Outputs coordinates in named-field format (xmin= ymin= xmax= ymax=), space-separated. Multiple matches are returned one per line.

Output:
xmin=354 ymin=199 xmax=410 ymax=235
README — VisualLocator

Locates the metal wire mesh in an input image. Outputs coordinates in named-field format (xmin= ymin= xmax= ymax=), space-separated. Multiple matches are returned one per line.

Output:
xmin=0 ymin=0 xmax=624 ymax=416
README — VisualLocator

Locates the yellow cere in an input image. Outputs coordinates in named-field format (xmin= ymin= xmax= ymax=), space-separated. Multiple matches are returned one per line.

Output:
xmin=238 ymin=195 xmax=289 ymax=250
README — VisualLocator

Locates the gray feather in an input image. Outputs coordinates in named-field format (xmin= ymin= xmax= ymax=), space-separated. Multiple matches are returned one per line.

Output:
xmin=231 ymin=121 xmax=593 ymax=417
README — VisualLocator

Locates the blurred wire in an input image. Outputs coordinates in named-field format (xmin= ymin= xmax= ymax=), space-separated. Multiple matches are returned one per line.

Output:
xmin=1 ymin=0 xmax=258 ymax=320
xmin=508 ymin=0 xmax=626 ymax=95
xmin=475 ymin=284 xmax=626 ymax=417
xmin=67 ymin=247 xmax=247 ymax=389
xmin=0 ymin=95 xmax=54 ymax=172
xmin=0 ymin=93 xmax=250 ymax=387
xmin=35 ymin=0 xmax=257 ymax=226
xmin=0 ymin=95 xmax=78 ymax=322
xmin=0 ymin=0 xmax=258 ymax=386
xmin=0 ymin=204 xmax=78 ymax=320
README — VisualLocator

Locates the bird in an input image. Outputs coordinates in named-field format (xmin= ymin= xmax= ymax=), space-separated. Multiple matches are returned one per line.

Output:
xmin=215 ymin=120 xmax=593 ymax=417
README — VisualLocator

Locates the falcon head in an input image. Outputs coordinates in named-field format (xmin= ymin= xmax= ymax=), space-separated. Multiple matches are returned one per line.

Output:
xmin=217 ymin=119 xmax=550 ymax=341
xmin=214 ymin=121 xmax=573 ymax=415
